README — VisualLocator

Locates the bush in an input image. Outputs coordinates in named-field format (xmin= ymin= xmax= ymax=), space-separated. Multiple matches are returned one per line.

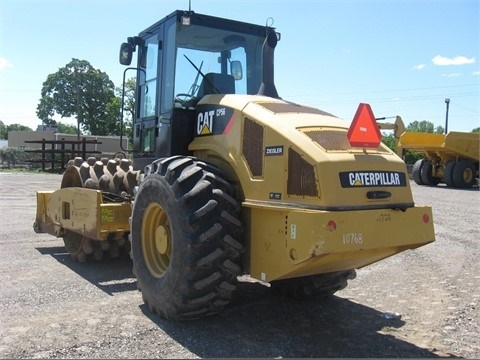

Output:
xmin=0 ymin=148 xmax=45 ymax=168
xmin=0 ymin=148 xmax=29 ymax=167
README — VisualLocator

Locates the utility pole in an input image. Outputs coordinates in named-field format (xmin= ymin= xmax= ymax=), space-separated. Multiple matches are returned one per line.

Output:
xmin=444 ymin=98 xmax=450 ymax=134
xmin=76 ymin=86 xmax=81 ymax=141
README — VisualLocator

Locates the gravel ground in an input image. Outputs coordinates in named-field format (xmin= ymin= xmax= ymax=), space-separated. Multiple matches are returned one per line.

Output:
xmin=0 ymin=172 xmax=478 ymax=358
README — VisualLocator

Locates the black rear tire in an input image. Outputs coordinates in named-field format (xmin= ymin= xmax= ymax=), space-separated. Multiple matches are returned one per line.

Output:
xmin=412 ymin=159 xmax=425 ymax=185
xmin=452 ymin=159 xmax=476 ymax=188
xmin=130 ymin=156 xmax=244 ymax=320
xmin=444 ymin=161 xmax=456 ymax=187
xmin=420 ymin=160 xmax=440 ymax=186
xmin=270 ymin=270 xmax=357 ymax=299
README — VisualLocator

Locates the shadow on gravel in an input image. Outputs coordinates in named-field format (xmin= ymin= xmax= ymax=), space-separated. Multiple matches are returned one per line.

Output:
xmin=36 ymin=245 xmax=136 ymax=295
xmin=141 ymin=280 xmax=450 ymax=358
xmin=34 ymin=246 xmax=454 ymax=358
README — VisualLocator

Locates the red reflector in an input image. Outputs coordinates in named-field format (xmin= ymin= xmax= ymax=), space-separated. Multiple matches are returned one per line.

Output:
xmin=347 ymin=103 xmax=382 ymax=148
xmin=422 ymin=214 xmax=430 ymax=223
xmin=327 ymin=220 xmax=337 ymax=231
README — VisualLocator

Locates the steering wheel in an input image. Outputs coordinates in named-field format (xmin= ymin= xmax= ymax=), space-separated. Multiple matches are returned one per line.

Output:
xmin=175 ymin=93 xmax=195 ymax=107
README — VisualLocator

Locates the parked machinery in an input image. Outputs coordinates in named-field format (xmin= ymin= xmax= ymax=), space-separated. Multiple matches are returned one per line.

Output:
xmin=377 ymin=116 xmax=479 ymax=188
xmin=35 ymin=10 xmax=435 ymax=320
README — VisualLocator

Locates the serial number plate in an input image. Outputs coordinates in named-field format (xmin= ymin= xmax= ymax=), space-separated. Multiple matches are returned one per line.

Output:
xmin=343 ymin=233 xmax=363 ymax=245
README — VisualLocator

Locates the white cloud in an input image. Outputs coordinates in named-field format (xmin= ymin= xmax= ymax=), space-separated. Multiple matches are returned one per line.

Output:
xmin=0 ymin=57 xmax=13 ymax=70
xmin=413 ymin=64 xmax=426 ymax=70
xmin=432 ymin=55 xmax=475 ymax=66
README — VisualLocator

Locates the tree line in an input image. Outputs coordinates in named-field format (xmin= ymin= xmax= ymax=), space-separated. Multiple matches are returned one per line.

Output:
xmin=0 ymin=121 xmax=79 ymax=139
xmin=2 ymin=57 xmax=479 ymax=161
xmin=1 ymin=58 xmax=135 ymax=141
xmin=37 ymin=58 xmax=136 ymax=139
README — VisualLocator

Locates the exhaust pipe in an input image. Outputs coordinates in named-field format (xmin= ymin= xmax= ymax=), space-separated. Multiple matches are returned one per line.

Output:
xmin=258 ymin=29 xmax=280 ymax=99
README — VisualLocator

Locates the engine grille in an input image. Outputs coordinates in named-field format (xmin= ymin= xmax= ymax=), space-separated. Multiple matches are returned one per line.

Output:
xmin=242 ymin=118 xmax=264 ymax=177
xmin=304 ymin=129 xmax=390 ymax=153
xmin=287 ymin=148 xmax=318 ymax=197
xmin=259 ymin=102 xmax=337 ymax=117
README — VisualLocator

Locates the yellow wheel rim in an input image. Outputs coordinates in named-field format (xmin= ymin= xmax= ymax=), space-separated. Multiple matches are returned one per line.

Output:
xmin=463 ymin=168 xmax=473 ymax=183
xmin=142 ymin=203 xmax=171 ymax=278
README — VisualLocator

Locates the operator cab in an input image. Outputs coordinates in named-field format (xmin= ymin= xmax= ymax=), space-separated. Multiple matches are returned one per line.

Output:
xmin=119 ymin=10 xmax=280 ymax=170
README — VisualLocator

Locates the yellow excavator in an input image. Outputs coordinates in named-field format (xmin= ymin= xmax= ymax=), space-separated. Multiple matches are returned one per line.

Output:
xmin=34 ymin=9 xmax=435 ymax=320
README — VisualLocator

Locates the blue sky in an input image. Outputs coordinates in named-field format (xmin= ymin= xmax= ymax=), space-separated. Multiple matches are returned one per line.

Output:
xmin=1 ymin=0 xmax=479 ymax=132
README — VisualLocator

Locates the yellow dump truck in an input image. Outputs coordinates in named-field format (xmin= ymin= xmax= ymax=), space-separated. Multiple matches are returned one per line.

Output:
xmin=378 ymin=116 xmax=479 ymax=188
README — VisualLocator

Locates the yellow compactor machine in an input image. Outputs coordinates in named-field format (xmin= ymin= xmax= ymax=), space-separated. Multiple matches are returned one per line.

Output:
xmin=34 ymin=10 xmax=435 ymax=320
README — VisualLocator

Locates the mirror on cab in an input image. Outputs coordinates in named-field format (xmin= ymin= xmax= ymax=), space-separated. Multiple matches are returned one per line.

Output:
xmin=119 ymin=43 xmax=133 ymax=65
xmin=230 ymin=60 xmax=243 ymax=80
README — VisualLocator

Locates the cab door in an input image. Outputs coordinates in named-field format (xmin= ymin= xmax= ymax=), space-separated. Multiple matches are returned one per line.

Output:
xmin=133 ymin=32 xmax=162 ymax=169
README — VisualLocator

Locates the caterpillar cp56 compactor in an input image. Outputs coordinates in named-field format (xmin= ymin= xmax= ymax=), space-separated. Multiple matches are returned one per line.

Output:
xmin=34 ymin=10 xmax=435 ymax=320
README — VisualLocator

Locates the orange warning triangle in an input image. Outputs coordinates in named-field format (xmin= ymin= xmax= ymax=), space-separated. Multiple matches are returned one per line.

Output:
xmin=347 ymin=103 xmax=382 ymax=148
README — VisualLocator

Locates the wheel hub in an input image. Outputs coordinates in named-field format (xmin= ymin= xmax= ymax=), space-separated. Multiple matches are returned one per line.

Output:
xmin=155 ymin=225 xmax=169 ymax=255
xmin=463 ymin=168 xmax=473 ymax=183
xmin=142 ymin=203 xmax=171 ymax=278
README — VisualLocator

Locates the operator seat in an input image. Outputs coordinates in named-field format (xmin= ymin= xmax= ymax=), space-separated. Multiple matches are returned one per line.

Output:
xmin=197 ymin=73 xmax=235 ymax=98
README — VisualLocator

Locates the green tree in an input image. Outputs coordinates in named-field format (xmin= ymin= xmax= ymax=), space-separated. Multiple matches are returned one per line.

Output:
xmin=406 ymin=121 xmax=444 ymax=134
xmin=57 ymin=122 xmax=78 ymax=135
xmin=114 ymin=77 xmax=136 ymax=142
xmin=472 ymin=127 xmax=480 ymax=133
xmin=36 ymin=58 xmax=118 ymax=136
xmin=381 ymin=133 xmax=396 ymax=152
xmin=0 ymin=120 xmax=6 ymax=140
xmin=407 ymin=120 xmax=434 ymax=133
xmin=435 ymin=125 xmax=445 ymax=134
xmin=404 ymin=150 xmax=423 ymax=165
xmin=6 ymin=123 xmax=33 ymax=132
xmin=0 ymin=122 xmax=33 ymax=140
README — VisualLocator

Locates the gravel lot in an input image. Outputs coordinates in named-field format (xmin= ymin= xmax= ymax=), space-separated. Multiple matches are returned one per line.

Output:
xmin=0 ymin=172 xmax=479 ymax=358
